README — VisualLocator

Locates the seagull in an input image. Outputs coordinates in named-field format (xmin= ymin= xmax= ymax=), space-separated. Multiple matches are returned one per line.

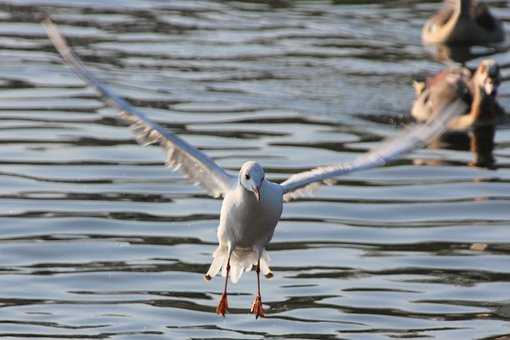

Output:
xmin=43 ymin=19 xmax=467 ymax=319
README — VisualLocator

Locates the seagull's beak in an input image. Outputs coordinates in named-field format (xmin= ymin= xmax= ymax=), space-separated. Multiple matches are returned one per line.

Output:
xmin=253 ymin=186 xmax=261 ymax=202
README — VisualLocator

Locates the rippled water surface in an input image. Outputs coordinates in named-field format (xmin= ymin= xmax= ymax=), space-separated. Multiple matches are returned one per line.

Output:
xmin=2 ymin=0 xmax=510 ymax=338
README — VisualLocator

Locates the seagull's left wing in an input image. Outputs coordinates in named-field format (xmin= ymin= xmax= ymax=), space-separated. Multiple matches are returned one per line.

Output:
xmin=281 ymin=98 xmax=467 ymax=201
xmin=43 ymin=19 xmax=235 ymax=198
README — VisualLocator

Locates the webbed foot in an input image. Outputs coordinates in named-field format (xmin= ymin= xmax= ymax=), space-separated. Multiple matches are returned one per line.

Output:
xmin=250 ymin=295 xmax=265 ymax=319
xmin=216 ymin=292 xmax=229 ymax=317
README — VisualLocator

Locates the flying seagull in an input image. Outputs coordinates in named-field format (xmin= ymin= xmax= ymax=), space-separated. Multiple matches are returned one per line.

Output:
xmin=43 ymin=19 xmax=467 ymax=319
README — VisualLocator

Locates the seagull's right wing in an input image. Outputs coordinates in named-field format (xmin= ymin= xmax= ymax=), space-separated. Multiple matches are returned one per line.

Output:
xmin=281 ymin=98 xmax=467 ymax=201
xmin=43 ymin=19 xmax=235 ymax=198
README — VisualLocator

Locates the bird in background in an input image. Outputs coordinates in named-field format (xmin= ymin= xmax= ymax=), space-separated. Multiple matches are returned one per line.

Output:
xmin=412 ymin=59 xmax=504 ymax=131
xmin=43 ymin=19 xmax=468 ymax=319
xmin=422 ymin=0 xmax=505 ymax=45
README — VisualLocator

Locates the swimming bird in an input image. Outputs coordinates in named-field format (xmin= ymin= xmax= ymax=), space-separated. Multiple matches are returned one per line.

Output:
xmin=43 ymin=19 xmax=467 ymax=319
xmin=412 ymin=59 xmax=504 ymax=131
xmin=422 ymin=0 xmax=505 ymax=45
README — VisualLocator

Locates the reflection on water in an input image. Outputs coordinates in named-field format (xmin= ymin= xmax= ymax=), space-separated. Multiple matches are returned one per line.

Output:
xmin=419 ymin=126 xmax=497 ymax=168
xmin=425 ymin=43 xmax=510 ymax=65
xmin=1 ymin=0 xmax=510 ymax=338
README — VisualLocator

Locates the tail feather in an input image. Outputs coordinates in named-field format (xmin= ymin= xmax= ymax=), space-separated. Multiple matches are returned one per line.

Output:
xmin=205 ymin=246 xmax=272 ymax=283
xmin=205 ymin=246 xmax=225 ymax=279
xmin=259 ymin=252 xmax=272 ymax=277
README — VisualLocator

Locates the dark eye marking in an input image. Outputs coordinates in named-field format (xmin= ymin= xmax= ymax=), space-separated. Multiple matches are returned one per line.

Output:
xmin=245 ymin=174 xmax=250 ymax=180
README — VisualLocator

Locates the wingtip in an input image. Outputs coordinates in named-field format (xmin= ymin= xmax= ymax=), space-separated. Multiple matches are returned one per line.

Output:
xmin=41 ymin=17 xmax=53 ymax=27
xmin=41 ymin=16 xmax=57 ymax=37
xmin=41 ymin=17 xmax=73 ymax=60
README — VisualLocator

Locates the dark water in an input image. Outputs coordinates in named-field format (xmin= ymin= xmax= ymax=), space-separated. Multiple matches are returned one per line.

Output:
xmin=1 ymin=0 xmax=510 ymax=338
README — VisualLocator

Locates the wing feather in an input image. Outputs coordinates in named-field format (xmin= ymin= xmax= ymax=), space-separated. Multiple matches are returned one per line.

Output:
xmin=43 ymin=19 xmax=235 ymax=197
xmin=281 ymin=99 xmax=467 ymax=201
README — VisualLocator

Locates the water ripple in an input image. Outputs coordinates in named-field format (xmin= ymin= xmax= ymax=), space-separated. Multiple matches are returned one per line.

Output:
xmin=0 ymin=0 xmax=509 ymax=339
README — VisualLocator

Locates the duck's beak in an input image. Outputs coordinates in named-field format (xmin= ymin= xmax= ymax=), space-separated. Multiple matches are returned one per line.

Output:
xmin=484 ymin=80 xmax=497 ymax=97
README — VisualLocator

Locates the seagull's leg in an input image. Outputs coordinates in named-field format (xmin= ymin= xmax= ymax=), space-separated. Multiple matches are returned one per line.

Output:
xmin=250 ymin=258 xmax=265 ymax=319
xmin=216 ymin=252 xmax=231 ymax=317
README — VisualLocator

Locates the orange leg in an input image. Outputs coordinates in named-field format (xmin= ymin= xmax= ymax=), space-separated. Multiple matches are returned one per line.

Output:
xmin=250 ymin=258 xmax=265 ymax=319
xmin=216 ymin=254 xmax=231 ymax=316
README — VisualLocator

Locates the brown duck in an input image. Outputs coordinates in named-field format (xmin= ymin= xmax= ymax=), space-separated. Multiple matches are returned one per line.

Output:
xmin=422 ymin=0 xmax=505 ymax=45
xmin=412 ymin=59 xmax=504 ymax=130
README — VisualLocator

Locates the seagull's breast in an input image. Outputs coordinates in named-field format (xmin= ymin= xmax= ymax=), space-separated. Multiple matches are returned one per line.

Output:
xmin=219 ymin=181 xmax=283 ymax=248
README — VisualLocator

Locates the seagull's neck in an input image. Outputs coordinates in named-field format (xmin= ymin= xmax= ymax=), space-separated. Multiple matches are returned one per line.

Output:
xmin=237 ymin=180 xmax=268 ymax=203
xmin=237 ymin=184 xmax=257 ymax=205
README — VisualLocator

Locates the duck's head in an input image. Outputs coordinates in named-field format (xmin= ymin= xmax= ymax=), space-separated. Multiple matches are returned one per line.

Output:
xmin=473 ymin=59 xmax=500 ymax=97
xmin=239 ymin=161 xmax=265 ymax=202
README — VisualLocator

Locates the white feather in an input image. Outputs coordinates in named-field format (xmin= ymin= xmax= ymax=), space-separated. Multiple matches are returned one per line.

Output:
xmin=206 ymin=246 xmax=273 ymax=284
xmin=43 ymin=19 xmax=235 ymax=199
xmin=281 ymin=99 xmax=467 ymax=201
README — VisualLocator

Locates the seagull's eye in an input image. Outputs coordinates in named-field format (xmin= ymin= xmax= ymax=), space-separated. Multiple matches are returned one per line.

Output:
xmin=245 ymin=174 xmax=250 ymax=180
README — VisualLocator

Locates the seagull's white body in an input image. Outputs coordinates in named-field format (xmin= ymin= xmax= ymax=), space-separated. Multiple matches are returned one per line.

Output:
xmin=207 ymin=178 xmax=283 ymax=283
xmin=221 ymin=179 xmax=282 ymax=250
xmin=44 ymin=18 xmax=468 ymax=318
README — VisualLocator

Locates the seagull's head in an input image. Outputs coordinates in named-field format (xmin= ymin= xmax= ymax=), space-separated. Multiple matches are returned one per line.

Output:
xmin=239 ymin=161 xmax=265 ymax=202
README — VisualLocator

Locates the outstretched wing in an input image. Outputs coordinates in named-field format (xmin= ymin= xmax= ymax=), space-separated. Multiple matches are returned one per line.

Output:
xmin=43 ymin=19 xmax=235 ymax=198
xmin=281 ymin=98 xmax=467 ymax=201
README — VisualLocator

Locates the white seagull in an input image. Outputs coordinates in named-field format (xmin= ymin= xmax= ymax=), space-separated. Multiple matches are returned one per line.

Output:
xmin=43 ymin=19 xmax=467 ymax=319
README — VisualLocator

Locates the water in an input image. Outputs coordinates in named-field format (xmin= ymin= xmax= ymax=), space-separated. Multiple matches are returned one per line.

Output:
xmin=1 ymin=0 xmax=510 ymax=338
